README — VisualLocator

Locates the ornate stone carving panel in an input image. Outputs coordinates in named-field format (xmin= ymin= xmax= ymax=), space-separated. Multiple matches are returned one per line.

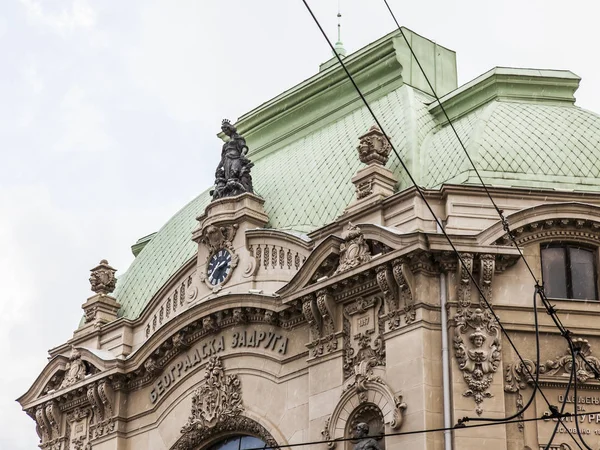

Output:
xmin=343 ymin=297 xmax=385 ymax=380
xmin=174 ymin=356 xmax=279 ymax=450
xmin=453 ymin=254 xmax=501 ymax=416
xmin=335 ymin=223 xmax=372 ymax=274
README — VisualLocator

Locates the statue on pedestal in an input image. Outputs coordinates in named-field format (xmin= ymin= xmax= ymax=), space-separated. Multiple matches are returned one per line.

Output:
xmin=211 ymin=119 xmax=254 ymax=200
xmin=353 ymin=423 xmax=382 ymax=450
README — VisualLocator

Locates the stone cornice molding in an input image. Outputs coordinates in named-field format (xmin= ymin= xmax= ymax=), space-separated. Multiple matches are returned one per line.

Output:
xmin=18 ymin=348 xmax=112 ymax=406
xmin=21 ymin=296 xmax=303 ymax=410
xmin=476 ymin=201 xmax=600 ymax=246
xmin=276 ymin=235 xmax=344 ymax=297
xmin=281 ymin=241 xmax=518 ymax=304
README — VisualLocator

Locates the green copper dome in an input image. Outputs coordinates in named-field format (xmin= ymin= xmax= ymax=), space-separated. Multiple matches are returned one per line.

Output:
xmin=111 ymin=31 xmax=600 ymax=321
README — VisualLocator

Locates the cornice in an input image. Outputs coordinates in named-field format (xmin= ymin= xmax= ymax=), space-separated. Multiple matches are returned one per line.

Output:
xmin=429 ymin=67 xmax=580 ymax=125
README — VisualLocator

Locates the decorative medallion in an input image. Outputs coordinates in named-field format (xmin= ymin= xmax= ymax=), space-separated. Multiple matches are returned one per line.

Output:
xmin=335 ymin=223 xmax=371 ymax=275
xmin=59 ymin=348 xmax=87 ymax=389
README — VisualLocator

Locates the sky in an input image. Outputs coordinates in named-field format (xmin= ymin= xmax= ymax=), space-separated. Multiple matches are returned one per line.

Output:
xmin=1 ymin=0 xmax=600 ymax=448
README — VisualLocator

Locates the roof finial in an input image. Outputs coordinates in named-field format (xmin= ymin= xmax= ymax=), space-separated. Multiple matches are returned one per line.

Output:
xmin=334 ymin=0 xmax=347 ymax=57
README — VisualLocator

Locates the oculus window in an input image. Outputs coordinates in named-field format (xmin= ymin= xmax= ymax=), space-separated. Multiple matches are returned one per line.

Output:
xmin=541 ymin=244 xmax=597 ymax=300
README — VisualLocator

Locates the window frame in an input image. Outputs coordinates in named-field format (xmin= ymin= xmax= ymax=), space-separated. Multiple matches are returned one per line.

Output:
xmin=540 ymin=242 xmax=599 ymax=301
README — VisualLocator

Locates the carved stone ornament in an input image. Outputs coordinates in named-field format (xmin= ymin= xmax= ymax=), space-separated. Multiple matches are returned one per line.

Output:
xmin=34 ymin=400 xmax=67 ymax=450
xmin=335 ymin=223 xmax=372 ymax=275
xmin=198 ymin=224 xmax=240 ymax=290
xmin=181 ymin=356 xmax=243 ymax=434
xmin=323 ymin=361 xmax=406 ymax=448
xmin=343 ymin=296 xmax=385 ymax=380
xmin=505 ymin=338 xmax=600 ymax=393
xmin=59 ymin=347 xmax=87 ymax=389
xmin=453 ymin=254 xmax=501 ymax=415
xmin=211 ymin=119 xmax=254 ymax=201
xmin=199 ymin=224 xmax=238 ymax=256
xmin=89 ymin=259 xmax=116 ymax=295
xmin=67 ymin=407 xmax=91 ymax=450
xmin=357 ymin=125 xmax=391 ymax=166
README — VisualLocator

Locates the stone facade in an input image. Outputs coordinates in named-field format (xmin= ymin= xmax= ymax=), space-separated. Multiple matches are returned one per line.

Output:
xmin=18 ymin=29 xmax=600 ymax=450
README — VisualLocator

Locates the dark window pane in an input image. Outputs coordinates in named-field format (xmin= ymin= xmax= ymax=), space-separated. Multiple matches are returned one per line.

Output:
xmin=240 ymin=437 xmax=267 ymax=450
xmin=569 ymin=247 xmax=597 ymax=300
xmin=542 ymin=247 xmax=568 ymax=298
xmin=208 ymin=436 xmax=267 ymax=450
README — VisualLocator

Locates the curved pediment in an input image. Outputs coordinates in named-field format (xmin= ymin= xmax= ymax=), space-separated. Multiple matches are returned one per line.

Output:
xmin=17 ymin=347 xmax=109 ymax=405
xmin=275 ymin=235 xmax=344 ymax=297
xmin=276 ymin=222 xmax=422 ymax=297
xmin=477 ymin=202 xmax=600 ymax=246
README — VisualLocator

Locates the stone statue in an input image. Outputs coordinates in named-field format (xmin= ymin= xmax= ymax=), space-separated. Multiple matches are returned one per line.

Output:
xmin=353 ymin=423 xmax=382 ymax=450
xmin=211 ymin=119 xmax=254 ymax=200
xmin=59 ymin=347 xmax=87 ymax=389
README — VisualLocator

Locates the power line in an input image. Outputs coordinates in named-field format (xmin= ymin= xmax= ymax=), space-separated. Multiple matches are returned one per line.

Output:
xmin=299 ymin=1 xmax=585 ymax=448
xmin=380 ymin=0 xmax=600 ymax=383
xmin=300 ymin=0 xmax=556 ymax=421
xmin=379 ymin=2 xmax=599 ymax=446
xmin=244 ymin=408 xmax=600 ymax=450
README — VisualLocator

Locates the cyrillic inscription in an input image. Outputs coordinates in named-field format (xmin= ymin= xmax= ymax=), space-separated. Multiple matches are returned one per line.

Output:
xmin=149 ymin=330 xmax=288 ymax=403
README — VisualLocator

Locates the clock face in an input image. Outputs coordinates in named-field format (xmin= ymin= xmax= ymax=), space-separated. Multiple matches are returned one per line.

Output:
xmin=207 ymin=249 xmax=233 ymax=286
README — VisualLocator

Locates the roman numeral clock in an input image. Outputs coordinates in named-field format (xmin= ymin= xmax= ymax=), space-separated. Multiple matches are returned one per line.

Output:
xmin=197 ymin=224 xmax=240 ymax=292
xmin=207 ymin=249 xmax=233 ymax=286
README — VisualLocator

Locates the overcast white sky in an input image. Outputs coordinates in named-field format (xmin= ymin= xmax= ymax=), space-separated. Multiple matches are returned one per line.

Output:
xmin=2 ymin=0 xmax=600 ymax=448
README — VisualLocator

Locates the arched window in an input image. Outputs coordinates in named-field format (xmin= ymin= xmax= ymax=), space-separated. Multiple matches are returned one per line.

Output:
xmin=344 ymin=403 xmax=385 ymax=450
xmin=206 ymin=436 xmax=268 ymax=450
xmin=541 ymin=243 xmax=598 ymax=300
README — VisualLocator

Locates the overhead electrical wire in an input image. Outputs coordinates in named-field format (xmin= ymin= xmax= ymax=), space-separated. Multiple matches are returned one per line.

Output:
xmin=544 ymin=366 xmax=575 ymax=450
xmin=380 ymin=0 xmax=600 ymax=383
xmin=243 ymin=409 xmax=597 ymax=450
xmin=379 ymin=1 xmax=600 ymax=447
xmin=299 ymin=1 xmax=587 ymax=448
xmin=569 ymin=341 xmax=594 ymax=450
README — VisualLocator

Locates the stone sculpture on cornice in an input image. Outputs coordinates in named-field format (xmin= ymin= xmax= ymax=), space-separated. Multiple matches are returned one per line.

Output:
xmin=211 ymin=119 xmax=254 ymax=200
xmin=59 ymin=347 xmax=87 ymax=389
xmin=335 ymin=223 xmax=371 ymax=274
